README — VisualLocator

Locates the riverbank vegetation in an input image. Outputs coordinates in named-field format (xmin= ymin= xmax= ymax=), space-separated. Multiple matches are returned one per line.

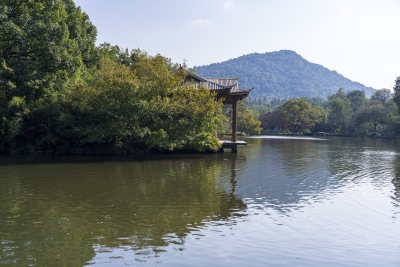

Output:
xmin=0 ymin=0 xmax=224 ymax=154
xmin=257 ymin=86 xmax=400 ymax=137
xmin=1 ymin=1 xmax=399 ymax=155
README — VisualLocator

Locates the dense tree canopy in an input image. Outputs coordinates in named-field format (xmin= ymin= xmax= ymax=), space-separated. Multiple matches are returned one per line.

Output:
xmin=347 ymin=90 xmax=366 ymax=112
xmin=0 ymin=1 xmax=225 ymax=154
xmin=326 ymin=89 xmax=351 ymax=133
xmin=260 ymin=98 xmax=322 ymax=133
xmin=5 ymin=55 xmax=224 ymax=154
xmin=0 ymin=0 xmax=98 ymax=102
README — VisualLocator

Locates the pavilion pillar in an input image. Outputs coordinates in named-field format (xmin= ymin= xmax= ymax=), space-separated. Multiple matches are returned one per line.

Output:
xmin=232 ymin=101 xmax=237 ymax=142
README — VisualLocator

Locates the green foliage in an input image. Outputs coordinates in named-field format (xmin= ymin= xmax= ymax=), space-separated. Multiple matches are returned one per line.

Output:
xmin=97 ymin=42 xmax=139 ymax=66
xmin=370 ymin=89 xmax=392 ymax=104
xmin=327 ymin=89 xmax=351 ymax=133
xmin=276 ymin=98 xmax=322 ymax=133
xmin=0 ymin=0 xmax=98 ymax=102
xmin=0 ymin=0 xmax=99 ymax=152
xmin=0 ymin=2 xmax=225 ymax=154
xmin=258 ymin=87 xmax=399 ymax=137
xmin=347 ymin=90 xmax=366 ymax=112
xmin=97 ymin=42 xmax=179 ymax=71
xmin=247 ymin=96 xmax=283 ymax=115
xmin=393 ymin=77 xmax=400 ymax=112
xmin=8 ymin=58 xmax=223 ymax=154
xmin=4 ymin=0 xmax=399 ymax=154
xmin=195 ymin=50 xmax=376 ymax=99
xmin=237 ymin=100 xmax=261 ymax=135
xmin=305 ymin=96 xmax=328 ymax=108
xmin=355 ymin=101 xmax=396 ymax=134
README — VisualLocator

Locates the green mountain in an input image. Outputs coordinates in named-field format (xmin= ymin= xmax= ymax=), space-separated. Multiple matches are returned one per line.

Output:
xmin=194 ymin=50 xmax=375 ymax=98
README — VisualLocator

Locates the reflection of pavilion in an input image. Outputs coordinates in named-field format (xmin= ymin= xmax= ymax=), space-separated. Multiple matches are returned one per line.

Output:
xmin=183 ymin=70 xmax=252 ymax=151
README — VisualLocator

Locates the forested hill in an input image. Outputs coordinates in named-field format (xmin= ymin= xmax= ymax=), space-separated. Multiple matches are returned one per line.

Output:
xmin=194 ymin=50 xmax=376 ymax=98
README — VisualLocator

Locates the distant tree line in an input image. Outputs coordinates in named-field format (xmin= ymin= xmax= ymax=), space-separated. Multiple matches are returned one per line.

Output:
xmin=246 ymin=96 xmax=286 ymax=115
xmin=247 ymin=96 xmax=286 ymax=107
xmin=258 ymin=85 xmax=400 ymax=137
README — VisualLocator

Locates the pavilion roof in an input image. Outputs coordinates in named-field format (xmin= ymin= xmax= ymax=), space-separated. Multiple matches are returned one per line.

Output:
xmin=184 ymin=70 xmax=253 ymax=103
xmin=186 ymin=70 xmax=207 ymax=82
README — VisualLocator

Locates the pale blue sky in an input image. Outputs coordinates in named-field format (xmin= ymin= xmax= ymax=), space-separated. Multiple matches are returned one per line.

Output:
xmin=74 ymin=0 xmax=400 ymax=89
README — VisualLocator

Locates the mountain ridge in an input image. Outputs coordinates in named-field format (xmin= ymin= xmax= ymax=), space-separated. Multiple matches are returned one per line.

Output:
xmin=194 ymin=50 xmax=376 ymax=98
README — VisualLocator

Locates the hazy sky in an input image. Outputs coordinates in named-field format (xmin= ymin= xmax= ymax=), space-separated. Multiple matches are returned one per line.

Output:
xmin=74 ymin=0 xmax=400 ymax=89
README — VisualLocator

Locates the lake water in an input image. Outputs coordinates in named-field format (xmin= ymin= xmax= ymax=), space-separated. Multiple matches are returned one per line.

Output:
xmin=1 ymin=136 xmax=400 ymax=266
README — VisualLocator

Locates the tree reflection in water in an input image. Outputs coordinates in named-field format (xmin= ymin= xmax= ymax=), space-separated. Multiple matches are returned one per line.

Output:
xmin=0 ymin=155 xmax=246 ymax=266
xmin=3 ymin=137 xmax=400 ymax=266
xmin=392 ymin=154 xmax=400 ymax=207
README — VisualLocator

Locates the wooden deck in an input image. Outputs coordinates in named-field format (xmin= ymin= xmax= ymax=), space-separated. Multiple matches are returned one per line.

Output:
xmin=219 ymin=140 xmax=247 ymax=152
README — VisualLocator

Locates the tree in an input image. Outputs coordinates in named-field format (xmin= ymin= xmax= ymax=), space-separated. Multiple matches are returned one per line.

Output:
xmin=394 ymin=77 xmax=400 ymax=112
xmin=0 ymin=0 xmax=98 ymax=152
xmin=97 ymin=42 xmax=138 ymax=66
xmin=237 ymin=100 xmax=261 ymax=135
xmin=276 ymin=98 xmax=322 ymax=133
xmin=356 ymin=101 xmax=397 ymax=134
xmin=351 ymin=88 xmax=398 ymax=135
xmin=0 ymin=0 xmax=98 ymax=103
xmin=370 ymin=89 xmax=392 ymax=104
xmin=260 ymin=111 xmax=287 ymax=132
xmin=306 ymin=96 xmax=327 ymax=107
xmin=18 ymin=57 xmax=224 ymax=154
xmin=97 ymin=42 xmax=179 ymax=71
xmin=327 ymin=89 xmax=351 ymax=133
xmin=347 ymin=90 xmax=366 ymax=112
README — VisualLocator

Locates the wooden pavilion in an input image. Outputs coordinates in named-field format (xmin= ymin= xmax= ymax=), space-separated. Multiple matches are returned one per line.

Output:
xmin=183 ymin=70 xmax=253 ymax=151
